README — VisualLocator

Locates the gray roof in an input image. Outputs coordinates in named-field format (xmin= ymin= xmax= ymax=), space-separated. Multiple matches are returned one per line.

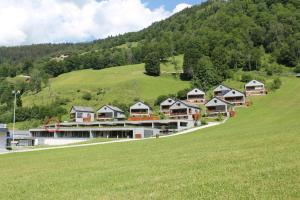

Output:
xmin=160 ymin=98 xmax=176 ymax=106
xmin=170 ymin=100 xmax=200 ymax=110
xmin=223 ymin=89 xmax=245 ymax=98
xmin=71 ymin=106 xmax=94 ymax=113
xmin=213 ymin=84 xmax=231 ymax=92
xmin=187 ymin=88 xmax=205 ymax=95
xmin=205 ymin=97 xmax=232 ymax=107
xmin=245 ymin=80 xmax=264 ymax=87
xmin=296 ymin=73 xmax=300 ymax=77
xmin=97 ymin=105 xmax=124 ymax=113
xmin=130 ymin=101 xmax=150 ymax=110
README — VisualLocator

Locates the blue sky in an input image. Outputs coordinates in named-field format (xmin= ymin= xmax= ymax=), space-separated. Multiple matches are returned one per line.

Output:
xmin=142 ymin=0 xmax=202 ymax=10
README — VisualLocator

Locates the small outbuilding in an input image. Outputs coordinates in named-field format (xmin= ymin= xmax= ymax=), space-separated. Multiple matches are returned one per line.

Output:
xmin=187 ymin=88 xmax=206 ymax=104
xmin=130 ymin=101 xmax=151 ymax=117
xmin=245 ymin=80 xmax=266 ymax=96
xmin=296 ymin=73 xmax=300 ymax=78
xmin=169 ymin=100 xmax=200 ymax=120
xmin=223 ymin=89 xmax=246 ymax=106
xmin=213 ymin=85 xmax=231 ymax=98
xmin=160 ymin=98 xmax=176 ymax=115
xmin=205 ymin=97 xmax=232 ymax=117
xmin=96 ymin=105 xmax=126 ymax=121
xmin=70 ymin=106 xmax=95 ymax=123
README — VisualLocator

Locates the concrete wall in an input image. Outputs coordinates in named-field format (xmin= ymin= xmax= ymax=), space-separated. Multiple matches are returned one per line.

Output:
xmin=36 ymin=138 xmax=88 ymax=146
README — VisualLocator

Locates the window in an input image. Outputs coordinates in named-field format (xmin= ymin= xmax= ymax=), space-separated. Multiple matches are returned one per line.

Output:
xmin=77 ymin=112 xmax=83 ymax=118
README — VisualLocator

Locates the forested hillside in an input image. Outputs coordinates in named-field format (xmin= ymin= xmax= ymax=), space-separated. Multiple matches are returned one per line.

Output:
xmin=0 ymin=0 xmax=299 ymax=126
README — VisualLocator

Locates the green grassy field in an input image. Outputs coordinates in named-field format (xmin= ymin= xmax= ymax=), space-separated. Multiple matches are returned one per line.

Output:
xmin=21 ymin=55 xmax=187 ymax=119
xmin=0 ymin=77 xmax=299 ymax=199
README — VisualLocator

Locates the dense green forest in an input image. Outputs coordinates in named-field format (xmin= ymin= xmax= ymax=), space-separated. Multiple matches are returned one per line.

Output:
xmin=0 ymin=0 xmax=299 ymax=124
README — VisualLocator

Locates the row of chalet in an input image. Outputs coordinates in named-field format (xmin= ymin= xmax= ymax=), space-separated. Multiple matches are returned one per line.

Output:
xmin=70 ymin=80 xmax=266 ymax=122
xmin=70 ymin=101 xmax=200 ymax=123
xmin=185 ymin=80 xmax=266 ymax=104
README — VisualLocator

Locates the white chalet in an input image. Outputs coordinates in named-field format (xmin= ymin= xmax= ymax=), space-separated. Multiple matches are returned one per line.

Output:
xmin=160 ymin=98 xmax=176 ymax=115
xmin=245 ymin=80 xmax=266 ymax=96
xmin=96 ymin=105 xmax=126 ymax=121
xmin=223 ymin=89 xmax=246 ymax=106
xmin=70 ymin=106 xmax=94 ymax=123
xmin=187 ymin=88 xmax=206 ymax=104
xmin=169 ymin=100 xmax=200 ymax=120
xmin=205 ymin=97 xmax=233 ymax=117
xmin=130 ymin=102 xmax=151 ymax=116
xmin=213 ymin=85 xmax=231 ymax=98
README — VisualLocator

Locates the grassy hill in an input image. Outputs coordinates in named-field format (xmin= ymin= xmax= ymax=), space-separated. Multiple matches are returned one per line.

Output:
xmin=0 ymin=76 xmax=299 ymax=199
xmin=21 ymin=55 xmax=187 ymax=119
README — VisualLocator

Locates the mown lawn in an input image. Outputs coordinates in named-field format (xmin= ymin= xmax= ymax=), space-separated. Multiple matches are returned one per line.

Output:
xmin=0 ymin=77 xmax=299 ymax=200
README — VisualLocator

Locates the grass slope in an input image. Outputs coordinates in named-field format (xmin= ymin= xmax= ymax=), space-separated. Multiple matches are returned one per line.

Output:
xmin=22 ymin=55 xmax=187 ymax=116
xmin=1 ymin=77 xmax=299 ymax=199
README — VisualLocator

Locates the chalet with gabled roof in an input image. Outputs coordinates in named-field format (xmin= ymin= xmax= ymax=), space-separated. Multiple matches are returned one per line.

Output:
xmin=223 ymin=89 xmax=246 ymax=106
xmin=70 ymin=106 xmax=94 ymax=123
xmin=187 ymin=88 xmax=206 ymax=104
xmin=169 ymin=100 xmax=200 ymax=120
xmin=245 ymin=80 xmax=266 ymax=96
xmin=160 ymin=98 xmax=176 ymax=115
xmin=213 ymin=84 xmax=231 ymax=98
xmin=205 ymin=97 xmax=233 ymax=117
xmin=130 ymin=101 xmax=151 ymax=116
xmin=96 ymin=105 xmax=125 ymax=121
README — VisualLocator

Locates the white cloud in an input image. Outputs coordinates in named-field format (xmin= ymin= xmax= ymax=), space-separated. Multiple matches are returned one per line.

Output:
xmin=172 ymin=3 xmax=192 ymax=14
xmin=0 ymin=0 xmax=191 ymax=46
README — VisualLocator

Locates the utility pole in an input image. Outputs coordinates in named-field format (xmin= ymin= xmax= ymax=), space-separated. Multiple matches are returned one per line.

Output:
xmin=12 ymin=90 xmax=20 ymax=143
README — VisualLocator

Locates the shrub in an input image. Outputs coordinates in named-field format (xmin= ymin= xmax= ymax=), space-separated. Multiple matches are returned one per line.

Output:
xmin=294 ymin=64 xmax=300 ymax=73
xmin=82 ymin=92 xmax=92 ymax=101
xmin=269 ymin=78 xmax=282 ymax=91
xmin=216 ymin=113 xmax=224 ymax=121
xmin=241 ymin=74 xmax=253 ymax=83
xmin=201 ymin=119 xmax=208 ymax=125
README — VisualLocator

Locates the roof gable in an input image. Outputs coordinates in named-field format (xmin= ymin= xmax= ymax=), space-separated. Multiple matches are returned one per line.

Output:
xmin=213 ymin=84 xmax=231 ymax=92
xmin=245 ymin=80 xmax=264 ymax=87
xmin=97 ymin=105 xmax=114 ymax=113
xmin=130 ymin=101 xmax=150 ymax=110
xmin=70 ymin=106 xmax=94 ymax=113
xmin=223 ymin=89 xmax=245 ymax=98
xmin=205 ymin=97 xmax=228 ymax=107
xmin=170 ymin=100 xmax=199 ymax=110
xmin=160 ymin=98 xmax=175 ymax=106
xmin=187 ymin=88 xmax=205 ymax=95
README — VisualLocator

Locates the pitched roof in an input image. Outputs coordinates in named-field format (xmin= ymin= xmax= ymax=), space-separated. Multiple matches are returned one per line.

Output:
xmin=205 ymin=97 xmax=232 ymax=107
xmin=71 ymin=106 xmax=94 ymax=113
xmin=130 ymin=101 xmax=150 ymax=110
xmin=223 ymin=89 xmax=245 ymax=98
xmin=245 ymin=80 xmax=264 ymax=87
xmin=160 ymin=98 xmax=176 ymax=106
xmin=213 ymin=84 xmax=231 ymax=92
xmin=187 ymin=88 xmax=205 ymax=95
xmin=97 ymin=105 xmax=124 ymax=113
xmin=170 ymin=100 xmax=200 ymax=110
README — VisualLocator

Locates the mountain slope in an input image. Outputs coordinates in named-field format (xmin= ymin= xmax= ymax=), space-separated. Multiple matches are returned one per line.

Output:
xmin=0 ymin=76 xmax=299 ymax=199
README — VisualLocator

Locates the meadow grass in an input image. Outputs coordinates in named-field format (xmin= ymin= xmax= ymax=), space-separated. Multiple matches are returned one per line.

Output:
xmin=22 ymin=57 xmax=188 ymax=122
xmin=0 ymin=77 xmax=299 ymax=199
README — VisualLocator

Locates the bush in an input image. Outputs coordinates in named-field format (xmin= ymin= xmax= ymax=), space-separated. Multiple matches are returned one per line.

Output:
xmin=82 ymin=92 xmax=92 ymax=101
xmin=216 ymin=113 xmax=224 ymax=121
xmin=294 ymin=64 xmax=300 ymax=73
xmin=201 ymin=119 xmax=208 ymax=125
xmin=241 ymin=74 xmax=253 ymax=83
xmin=270 ymin=78 xmax=282 ymax=91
